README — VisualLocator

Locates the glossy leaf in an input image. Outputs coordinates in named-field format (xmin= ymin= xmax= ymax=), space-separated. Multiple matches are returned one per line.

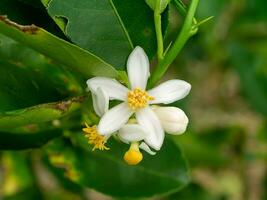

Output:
xmin=0 ymin=0 xmax=63 ymax=37
xmin=112 ymin=0 xmax=167 ymax=59
xmin=0 ymin=96 xmax=84 ymax=129
xmin=45 ymin=136 xmax=189 ymax=198
xmin=0 ymin=60 xmax=63 ymax=112
xmin=0 ymin=16 xmax=118 ymax=78
xmin=0 ymin=33 xmax=83 ymax=97
xmin=42 ymin=0 xmax=164 ymax=68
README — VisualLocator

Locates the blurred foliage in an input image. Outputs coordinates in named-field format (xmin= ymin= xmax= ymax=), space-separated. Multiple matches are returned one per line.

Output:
xmin=0 ymin=0 xmax=267 ymax=199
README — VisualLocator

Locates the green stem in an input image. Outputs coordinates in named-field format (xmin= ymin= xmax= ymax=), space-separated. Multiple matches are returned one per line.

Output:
xmin=148 ymin=0 xmax=199 ymax=87
xmin=173 ymin=0 xmax=197 ymax=24
xmin=154 ymin=0 xmax=164 ymax=60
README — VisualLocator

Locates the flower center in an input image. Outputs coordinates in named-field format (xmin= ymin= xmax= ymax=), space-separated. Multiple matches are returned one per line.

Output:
xmin=82 ymin=123 xmax=109 ymax=151
xmin=127 ymin=88 xmax=154 ymax=110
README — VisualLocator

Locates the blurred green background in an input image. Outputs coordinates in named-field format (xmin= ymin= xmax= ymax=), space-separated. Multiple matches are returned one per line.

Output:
xmin=0 ymin=0 xmax=267 ymax=199
xmin=171 ymin=0 xmax=267 ymax=199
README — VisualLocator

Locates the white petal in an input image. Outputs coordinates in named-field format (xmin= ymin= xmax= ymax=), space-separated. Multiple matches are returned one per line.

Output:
xmin=153 ymin=106 xmax=189 ymax=135
xmin=118 ymin=124 xmax=147 ymax=143
xmin=127 ymin=46 xmax=150 ymax=90
xmin=136 ymin=107 xmax=164 ymax=150
xmin=92 ymin=87 xmax=109 ymax=117
xmin=139 ymin=142 xmax=156 ymax=155
xmin=87 ymin=77 xmax=129 ymax=101
xmin=98 ymin=103 xmax=133 ymax=135
xmin=148 ymin=80 xmax=191 ymax=104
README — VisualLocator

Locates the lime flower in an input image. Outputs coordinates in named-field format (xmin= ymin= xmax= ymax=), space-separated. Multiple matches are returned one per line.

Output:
xmin=87 ymin=46 xmax=191 ymax=152
xmin=84 ymin=87 xmax=149 ymax=157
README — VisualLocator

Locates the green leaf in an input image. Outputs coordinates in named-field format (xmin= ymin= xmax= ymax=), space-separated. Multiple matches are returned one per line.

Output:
xmin=145 ymin=0 xmax=171 ymax=13
xmin=0 ymin=33 xmax=83 ymax=97
xmin=0 ymin=59 xmax=63 ymax=112
xmin=0 ymin=129 xmax=62 ymax=150
xmin=0 ymin=96 xmax=84 ymax=129
xmin=45 ymin=136 xmax=189 ymax=198
xmin=0 ymin=16 xmax=118 ymax=78
xmin=112 ymin=0 xmax=168 ymax=59
xmin=0 ymin=0 xmax=64 ymax=37
xmin=42 ymin=0 xmax=164 ymax=68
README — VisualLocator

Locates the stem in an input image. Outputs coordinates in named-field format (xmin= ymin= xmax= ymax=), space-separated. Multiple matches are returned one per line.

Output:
xmin=173 ymin=0 xmax=197 ymax=24
xmin=154 ymin=0 xmax=164 ymax=60
xmin=148 ymin=0 xmax=199 ymax=87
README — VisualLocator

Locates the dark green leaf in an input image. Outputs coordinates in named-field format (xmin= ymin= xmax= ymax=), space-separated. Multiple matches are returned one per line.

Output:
xmin=0 ymin=0 xmax=63 ymax=37
xmin=0 ymin=96 xmax=84 ymax=129
xmin=0 ymin=129 xmax=62 ymax=150
xmin=0 ymin=59 xmax=62 ymax=112
xmin=0 ymin=35 xmax=81 ymax=113
xmin=45 ymin=136 xmax=189 ymax=198
xmin=0 ymin=16 xmax=118 ymax=78
xmin=42 ymin=0 xmax=165 ymax=68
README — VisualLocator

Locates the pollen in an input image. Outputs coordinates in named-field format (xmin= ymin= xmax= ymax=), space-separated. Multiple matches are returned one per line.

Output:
xmin=127 ymin=88 xmax=154 ymax=110
xmin=82 ymin=123 xmax=109 ymax=151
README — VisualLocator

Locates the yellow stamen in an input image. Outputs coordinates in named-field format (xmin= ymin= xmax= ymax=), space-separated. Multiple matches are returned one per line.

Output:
xmin=127 ymin=88 xmax=154 ymax=110
xmin=82 ymin=123 xmax=109 ymax=151
xmin=123 ymin=142 xmax=143 ymax=165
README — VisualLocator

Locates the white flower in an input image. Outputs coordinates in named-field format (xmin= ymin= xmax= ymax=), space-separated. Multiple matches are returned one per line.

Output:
xmin=87 ymin=46 xmax=191 ymax=151
xmin=84 ymin=87 xmax=151 ymax=156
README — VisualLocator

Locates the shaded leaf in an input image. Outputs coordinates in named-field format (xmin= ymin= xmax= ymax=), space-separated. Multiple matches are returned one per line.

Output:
xmin=0 ymin=96 xmax=84 ymax=129
xmin=45 ymin=136 xmax=189 ymax=198
xmin=0 ymin=129 xmax=62 ymax=150
xmin=0 ymin=33 xmax=83 ymax=97
xmin=0 ymin=59 xmax=63 ymax=112
xmin=0 ymin=0 xmax=63 ymax=37
xmin=0 ymin=16 xmax=118 ymax=78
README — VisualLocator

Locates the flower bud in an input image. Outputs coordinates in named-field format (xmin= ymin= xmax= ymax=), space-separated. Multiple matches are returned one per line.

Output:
xmin=153 ymin=106 xmax=188 ymax=135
